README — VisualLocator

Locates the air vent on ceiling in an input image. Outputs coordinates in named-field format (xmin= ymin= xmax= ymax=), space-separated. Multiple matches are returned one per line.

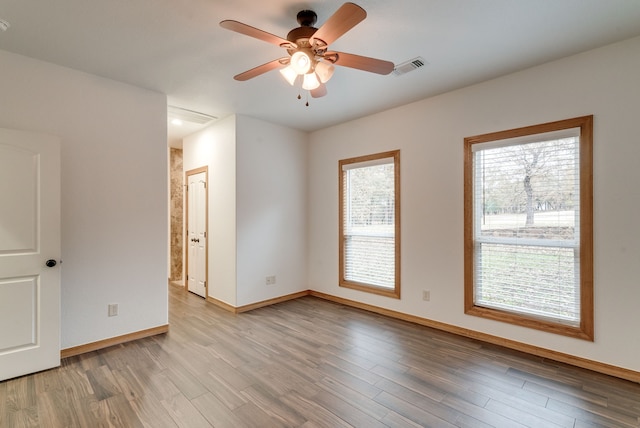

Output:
xmin=168 ymin=106 xmax=217 ymax=125
xmin=392 ymin=57 xmax=428 ymax=76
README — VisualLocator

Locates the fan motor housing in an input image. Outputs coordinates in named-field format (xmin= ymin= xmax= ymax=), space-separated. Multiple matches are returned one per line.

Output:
xmin=286 ymin=26 xmax=317 ymax=44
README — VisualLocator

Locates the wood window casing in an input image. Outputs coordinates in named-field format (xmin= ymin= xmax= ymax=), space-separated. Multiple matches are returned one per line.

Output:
xmin=464 ymin=116 xmax=594 ymax=340
xmin=339 ymin=150 xmax=401 ymax=299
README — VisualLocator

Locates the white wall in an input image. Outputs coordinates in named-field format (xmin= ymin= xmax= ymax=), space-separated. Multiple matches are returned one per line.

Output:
xmin=0 ymin=50 xmax=168 ymax=349
xmin=236 ymin=115 xmax=308 ymax=306
xmin=308 ymin=35 xmax=640 ymax=372
xmin=183 ymin=115 xmax=237 ymax=306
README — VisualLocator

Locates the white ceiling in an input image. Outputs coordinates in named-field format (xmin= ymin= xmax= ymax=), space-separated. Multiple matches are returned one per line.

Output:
xmin=2 ymin=0 xmax=640 ymax=147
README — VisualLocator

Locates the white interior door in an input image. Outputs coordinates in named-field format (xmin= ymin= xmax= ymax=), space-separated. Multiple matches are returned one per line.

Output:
xmin=0 ymin=128 xmax=61 ymax=381
xmin=187 ymin=170 xmax=207 ymax=298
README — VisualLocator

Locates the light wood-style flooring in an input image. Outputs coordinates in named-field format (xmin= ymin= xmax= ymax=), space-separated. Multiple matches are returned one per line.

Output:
xmin=2 ymin=285 xmax=640 ymax=427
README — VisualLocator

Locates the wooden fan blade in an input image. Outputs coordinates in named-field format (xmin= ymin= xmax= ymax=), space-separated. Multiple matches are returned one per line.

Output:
xmin=310 ymin=83 xmax=327 ymax=98
xmin=327 ymin=51 xmax=394 ymax=75
xmin=233 ymin=58 xmax=287 ymax=81
xmin=310 ymin=3 xmax=366 ymax=46
xmin=220 ymin=20 xmax=293 ymax=47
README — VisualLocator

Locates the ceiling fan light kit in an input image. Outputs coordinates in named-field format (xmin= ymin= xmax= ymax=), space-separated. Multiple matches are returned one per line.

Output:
xmin=220 ymin=2 xmax=394 ymax=103
xmin=279 ymin=66 xmax=298 ymax=85
xmin=290 ymin=50 xmax=313 ymax=74
xmin=315 ymin=61 xmax=335 ymax=83
xmin=302 ymin=72 xmax=321 ymax=90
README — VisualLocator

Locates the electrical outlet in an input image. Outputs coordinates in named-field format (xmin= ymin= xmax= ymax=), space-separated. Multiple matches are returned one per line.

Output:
xmin=108 ymin=303 xmax=119 ymax=317
xmin=265 ymin=275 xmax=276 ymax=285
xmin=422 ymin=290 xmax=430 ymax=301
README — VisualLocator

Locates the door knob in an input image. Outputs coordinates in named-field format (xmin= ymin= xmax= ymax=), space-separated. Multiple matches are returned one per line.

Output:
xmin=45 ymin=259 xmax=57 ymax=268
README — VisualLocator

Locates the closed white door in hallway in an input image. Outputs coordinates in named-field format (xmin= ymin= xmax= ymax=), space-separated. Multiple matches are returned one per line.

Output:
xmin=186 ymin=169 xmax=207 ymax=298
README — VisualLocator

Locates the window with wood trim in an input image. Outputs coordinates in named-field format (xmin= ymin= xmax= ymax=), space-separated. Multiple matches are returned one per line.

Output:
xmin=339 ymin=150 xmax=401 ymax=299
xmin=464 ymin=116 xmax=593 ymax=340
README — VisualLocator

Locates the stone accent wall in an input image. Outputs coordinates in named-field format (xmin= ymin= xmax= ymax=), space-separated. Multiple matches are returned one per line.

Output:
xmin=169 ymin=148 xmax=184 ymax=282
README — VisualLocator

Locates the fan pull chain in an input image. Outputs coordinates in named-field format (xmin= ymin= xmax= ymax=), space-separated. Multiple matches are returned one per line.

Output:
xmin=295 ymin=91 xmax=309 ymax=107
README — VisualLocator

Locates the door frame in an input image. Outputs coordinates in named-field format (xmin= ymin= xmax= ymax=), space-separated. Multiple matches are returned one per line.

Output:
xmin=185 ymin=166 xmax=208 ymax=297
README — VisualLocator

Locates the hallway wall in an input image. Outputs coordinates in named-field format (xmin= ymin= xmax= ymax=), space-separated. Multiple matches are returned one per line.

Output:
xmin=183 ymin=115 xmax=238 ymax=306
xmin=182 ymin=114 xmax=308 ymax=308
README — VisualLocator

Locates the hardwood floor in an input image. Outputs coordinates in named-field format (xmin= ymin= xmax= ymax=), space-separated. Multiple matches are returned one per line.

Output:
xmin=2 ymin=286 xmax=640 ymax=427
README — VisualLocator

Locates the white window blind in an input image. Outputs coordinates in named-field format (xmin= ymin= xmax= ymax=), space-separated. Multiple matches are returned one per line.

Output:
xmin=343 ymin=158 xmax=395 ymax=288
xmin=472 ymin=134 xmax=581 ymax=325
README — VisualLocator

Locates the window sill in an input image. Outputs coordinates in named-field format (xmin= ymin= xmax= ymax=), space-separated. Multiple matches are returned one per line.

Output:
xmin=340 ymin=280 xmax=400 ymax=299
xmin=465 ymin=304 xmax=594 ymax=341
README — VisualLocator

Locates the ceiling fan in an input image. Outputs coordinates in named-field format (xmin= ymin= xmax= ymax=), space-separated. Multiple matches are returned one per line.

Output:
xmin=220 ymin=2 xmax=394 ymax=99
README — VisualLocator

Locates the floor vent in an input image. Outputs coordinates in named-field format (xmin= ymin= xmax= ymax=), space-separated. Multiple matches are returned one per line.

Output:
xmin=393 ymin=57 xmax=428 ymax=76
xmin=168 ymin=106 xmax=217 ymax=125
